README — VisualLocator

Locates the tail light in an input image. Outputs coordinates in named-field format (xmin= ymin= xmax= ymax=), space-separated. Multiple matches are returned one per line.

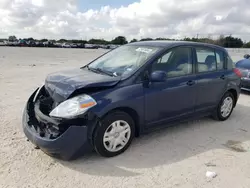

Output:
xmin=233 ymin=68 xmax=242 ymax=77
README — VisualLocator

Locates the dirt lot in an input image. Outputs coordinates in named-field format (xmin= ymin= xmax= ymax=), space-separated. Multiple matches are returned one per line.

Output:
xmin=1 ymin=47 xmax=250 ymax=188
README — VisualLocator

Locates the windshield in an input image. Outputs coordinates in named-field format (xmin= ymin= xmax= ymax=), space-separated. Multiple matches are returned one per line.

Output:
xmin=87 ymin=45 xmax=162 ymax=77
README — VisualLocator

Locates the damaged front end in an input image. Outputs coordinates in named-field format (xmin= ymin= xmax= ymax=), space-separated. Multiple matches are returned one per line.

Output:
xmin=22 ymin=86 xmax=97 ymax=160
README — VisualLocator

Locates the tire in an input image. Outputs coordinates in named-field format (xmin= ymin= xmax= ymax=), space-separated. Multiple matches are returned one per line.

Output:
xmin=93 ymin=111 xmax=135 ymax=157
xmin=212 ymin=91 xmax=235 ymax=121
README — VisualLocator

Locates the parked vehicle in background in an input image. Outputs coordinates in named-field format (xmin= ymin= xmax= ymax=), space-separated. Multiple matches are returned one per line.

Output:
xmin=18 ymin=39 xmax=27 ymax=47
xmin=85 ymin=43 xmax=98 ymax=49
xmin=27 ymin=40 xmax=36 ymax=47
xmin=5 ymin=40 xmax=18 ymax=46
xmin=235 ymin=54 xmax=250 ymax=91
xmin=70 ymin=43 xmax=78 ymax=48
xmin=62 ymin=43 xmax=71 ymax=48
xmin=35 ymin=41 xmax=45 ymax=47
xmin=22 ymin=41 xmax=241 ymax=160
xmin=0 ymin=40 xmax=122 ymax=49
xmin=76 ymin=43 xmax=85 ymax=48
xmin=54 ymin=43 xmax=63 ymax=48
xmin=109 ymin=44 xmax=120 ymax=49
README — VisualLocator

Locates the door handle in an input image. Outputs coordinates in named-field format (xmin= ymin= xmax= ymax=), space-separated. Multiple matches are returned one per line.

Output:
xmin=186 ymin=80 xmax=195 ymax=86
xmin=220 ymin=75 xmax=225 ymax=80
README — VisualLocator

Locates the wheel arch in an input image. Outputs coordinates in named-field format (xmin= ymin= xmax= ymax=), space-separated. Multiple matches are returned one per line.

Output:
xmin=99 ymin=107 xmax=141 ymax=137
xmin=227 ymin=88 xmax=238 ymax=107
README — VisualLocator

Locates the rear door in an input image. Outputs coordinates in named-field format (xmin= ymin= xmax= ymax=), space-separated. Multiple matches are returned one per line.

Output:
xmin=194 ymin=46 xmax=228 ymax=113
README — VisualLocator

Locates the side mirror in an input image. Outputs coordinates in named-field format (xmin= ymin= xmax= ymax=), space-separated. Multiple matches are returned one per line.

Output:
xmin=150 ymin=71 xmax=167 ymax=82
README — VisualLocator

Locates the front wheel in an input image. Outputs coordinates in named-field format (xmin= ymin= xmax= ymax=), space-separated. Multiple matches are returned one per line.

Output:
xmin=212 ymin=92 xmax=235 ymax=121
xmin=93 ymin=111 xmax=135 ymax=157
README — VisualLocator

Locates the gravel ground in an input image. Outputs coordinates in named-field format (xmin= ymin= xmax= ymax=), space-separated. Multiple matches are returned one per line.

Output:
xmin=1 ymin=47 xmax=250 ymax=188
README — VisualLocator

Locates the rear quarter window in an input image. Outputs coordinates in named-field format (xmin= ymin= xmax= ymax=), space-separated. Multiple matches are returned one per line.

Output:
xmin=226 ymin=54 xmax=235 ymax=69
xmin=215 ymin=50 xmax=225 ymax=70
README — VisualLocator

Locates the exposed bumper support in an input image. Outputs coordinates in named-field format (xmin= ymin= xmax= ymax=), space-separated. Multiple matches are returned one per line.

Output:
xmin=22 ymin=88 xmax=94 ymax=160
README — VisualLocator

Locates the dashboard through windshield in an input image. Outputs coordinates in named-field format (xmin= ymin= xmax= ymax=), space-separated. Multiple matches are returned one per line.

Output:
xmin=87 ymin=45 xmax=162 ymax=77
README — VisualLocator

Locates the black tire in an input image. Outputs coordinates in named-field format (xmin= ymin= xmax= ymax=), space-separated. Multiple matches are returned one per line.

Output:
xmin=93 ymin=111 xmax=135 ymax=157
xmin=212 ymin=91 xmax=235 ymax=121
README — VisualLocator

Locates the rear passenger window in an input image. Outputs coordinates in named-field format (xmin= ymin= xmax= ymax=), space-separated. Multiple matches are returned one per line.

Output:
xmin=215 ymin=50 xmax=225 ymax=70
xmin=195 ymin=47 xmax=216 ymax=73
xmin=226 ymin=55 xmax=235 ymax=69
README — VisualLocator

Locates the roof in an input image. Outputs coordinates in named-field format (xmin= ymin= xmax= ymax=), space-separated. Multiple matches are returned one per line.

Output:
xmin=128 ymin=40 xmax=226 ymax=51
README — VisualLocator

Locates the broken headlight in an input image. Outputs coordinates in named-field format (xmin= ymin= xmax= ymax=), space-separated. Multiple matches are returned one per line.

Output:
xmin=49 ymin=94 xmax=97 ymax=119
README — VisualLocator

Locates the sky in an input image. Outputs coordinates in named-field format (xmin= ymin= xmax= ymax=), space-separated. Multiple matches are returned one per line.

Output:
xmin=78 ymin=0 xmax=137 ymax=11
xmin=0 ymin=0 xmax=250 ymax=41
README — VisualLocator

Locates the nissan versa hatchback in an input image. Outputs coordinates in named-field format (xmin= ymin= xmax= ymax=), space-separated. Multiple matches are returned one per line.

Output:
xmin=22 ymin=41 xmax=241 ymax=160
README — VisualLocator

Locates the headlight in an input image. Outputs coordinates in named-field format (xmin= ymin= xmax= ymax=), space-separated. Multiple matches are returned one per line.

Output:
xmin=49 ymin=94 xmax=97 ymax=119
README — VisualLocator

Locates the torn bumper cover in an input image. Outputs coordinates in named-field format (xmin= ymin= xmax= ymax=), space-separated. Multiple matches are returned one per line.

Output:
xmin=22 ymin=88 xmax=95 ymax=160
xmin=241 ymin=77 xmax=250 ymax=90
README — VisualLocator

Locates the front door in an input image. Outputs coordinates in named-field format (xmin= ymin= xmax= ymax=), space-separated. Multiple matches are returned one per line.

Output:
xmin=144 ymin=46 xmax=197 ymax=128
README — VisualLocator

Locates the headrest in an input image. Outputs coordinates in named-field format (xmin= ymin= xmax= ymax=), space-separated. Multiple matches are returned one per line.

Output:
xmin=205 ymin=55 xmax=216 ymax=66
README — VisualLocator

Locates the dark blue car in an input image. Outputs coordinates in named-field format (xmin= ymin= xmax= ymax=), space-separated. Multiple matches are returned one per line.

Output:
xmin=235 ymin=54 xmax=250 ymax=91
xmin=22 ymin=41 xmax=241 ymax=160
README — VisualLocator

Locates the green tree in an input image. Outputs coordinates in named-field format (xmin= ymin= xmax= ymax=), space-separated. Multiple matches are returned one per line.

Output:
xmin=140 ymin=38 xmax=153 ymax=41
xmin=221 ymin=36 xmax=243 ymax=48
xmin=8 ymin=35 xmax=17 ymax=41
xmin=71 ymin=40 xmax=87 ymax=44
xmin=130 ymin=39 xmax=138 ymax=43
xmin=243 ymin=42 xmax=250 ymax=48
xmin=155 ymin=37 xmax=173 ymax=40
xmin=88 ymin=39 xmax=109 ymax=45
xmin=57 ymin=39 xmax=67 ymax=43
xmin=111 ymin=36 xmax=128 ymax=45
xmin=27 ymin=37 xmax=35 ymax=41
xmin=40 ymin=39 xmax=48 ymax=42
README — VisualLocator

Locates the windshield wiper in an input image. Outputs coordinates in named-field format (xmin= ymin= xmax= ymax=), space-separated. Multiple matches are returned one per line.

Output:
xmin=86 ymin=65 xmax=116 ymax=77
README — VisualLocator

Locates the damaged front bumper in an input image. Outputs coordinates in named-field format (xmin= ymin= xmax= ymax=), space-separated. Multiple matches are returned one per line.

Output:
xmin=22 ymin=87 xmax=96 ymax=160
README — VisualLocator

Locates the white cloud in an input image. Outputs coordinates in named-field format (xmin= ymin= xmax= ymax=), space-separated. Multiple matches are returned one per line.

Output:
xmin=0 ymin=0 xmax=250 ymax=41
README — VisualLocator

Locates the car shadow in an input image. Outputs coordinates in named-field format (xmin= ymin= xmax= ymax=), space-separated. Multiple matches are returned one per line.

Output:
xmin=57 ymin=103 xmax=250 ymax=177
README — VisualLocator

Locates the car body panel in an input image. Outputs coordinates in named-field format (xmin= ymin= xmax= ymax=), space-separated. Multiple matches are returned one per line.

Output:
xmin=45 ymin=68 xmax=121 ymax=103
xmin=89 ymin=83 xmax=145 ymax=131
xmin=144 ymin=74 xmax=198 ymax=127
xmin=195 ymin=70 xmax=228 ymax=112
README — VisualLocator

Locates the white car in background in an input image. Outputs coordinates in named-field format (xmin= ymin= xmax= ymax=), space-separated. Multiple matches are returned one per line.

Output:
xmin=70 ymin=43 xmax=78 ymax=48
xmin=62 ymin=43 xmax=71 ymax=48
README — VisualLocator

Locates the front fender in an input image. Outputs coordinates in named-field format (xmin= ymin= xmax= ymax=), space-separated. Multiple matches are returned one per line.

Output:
xmin=90 ymin=84 xmax=145 ymax=124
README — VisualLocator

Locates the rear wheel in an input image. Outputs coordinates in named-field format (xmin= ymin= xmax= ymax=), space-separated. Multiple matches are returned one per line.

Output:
xmin=93 ymin=111 xmax=135 ymax=157
xmin=212 ymin=92 xmax=235 ymax=121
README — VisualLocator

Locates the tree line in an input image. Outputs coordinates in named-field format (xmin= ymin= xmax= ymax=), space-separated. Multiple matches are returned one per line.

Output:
xmin=2 ymin=35 xmax=250 ymax=48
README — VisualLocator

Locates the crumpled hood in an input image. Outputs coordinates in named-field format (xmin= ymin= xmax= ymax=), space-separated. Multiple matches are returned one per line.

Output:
xmin=44 ymin=68 xmax=120 ymax=102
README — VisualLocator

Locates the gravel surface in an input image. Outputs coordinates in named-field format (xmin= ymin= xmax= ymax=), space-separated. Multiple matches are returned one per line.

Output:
xmin=1 ymin=47 xmax=250 ymax=188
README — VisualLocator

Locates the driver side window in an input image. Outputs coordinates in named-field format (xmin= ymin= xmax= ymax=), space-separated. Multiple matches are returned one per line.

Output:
xmin=152 ymin=47 xmax=193 ymax=78
xmin=157 ymin=51 xmax=172 ymax=64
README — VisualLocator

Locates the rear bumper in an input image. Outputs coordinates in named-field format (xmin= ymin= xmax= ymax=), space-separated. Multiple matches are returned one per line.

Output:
xmin=240 ymin=78 xmax=250 ymax=91
xmin=22 ymin=88 xmax=93 ymax=160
